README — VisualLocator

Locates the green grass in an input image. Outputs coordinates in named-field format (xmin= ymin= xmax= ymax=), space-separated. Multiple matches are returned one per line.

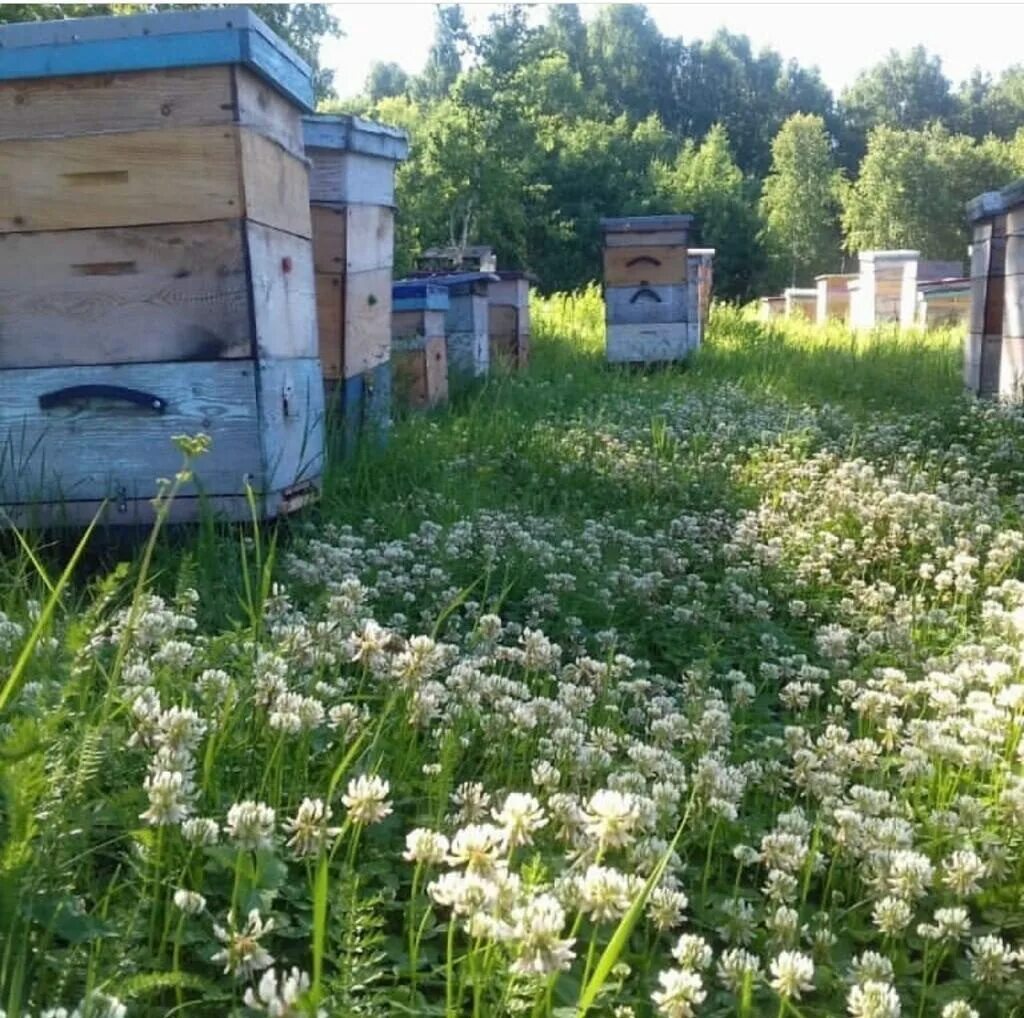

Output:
xmin=3 ymin=296 xmax=1024 ymax=1018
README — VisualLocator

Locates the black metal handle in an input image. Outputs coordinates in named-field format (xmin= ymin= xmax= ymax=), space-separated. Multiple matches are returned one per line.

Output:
xmin=39 ymin=385 xmax=167 ymax=413
xmin=630 ymin=287 xmax=663 ymax=304
xmin=626 ymin=255 xmax=663 ymax=267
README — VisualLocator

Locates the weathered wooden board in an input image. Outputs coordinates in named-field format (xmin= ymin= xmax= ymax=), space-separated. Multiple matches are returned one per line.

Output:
xmin=1007 ymin=235 xmax=1024 ymax=278
xmin=488 ymin=305 xmax=522 ymax=369
xmin=0 ymin=220 xmax=251 ymax=367
xmin=257 ymin=357 xmax=325 ymax=494
xmin=345 ymin=205 xmax=395 ymax=273
xmin=605 ymin=284 xmax=688 ymax=325
xmin=393 ymin=308 xmax=446 ymax=342
xmin=1000 ymin=337 xmax=1024 ymax=400
xmin=0 ymin=126 xmax=309 ymax=235
xmin=233 ymin=67 xmax=305 ymax=157
xmin=248 ymin=223 xmax=318 ymax=359
xmin=603 ymin=245 xmax=687 ymax=286
xmin=606 ymin=322 xmax=697 ymax=364
xmin=603 ymin=229 xmax=688 ymax=249
xmin=314 ymin=272 xmax=343 ymax=379
xmin=0 ymin=360 xmax=262 ymax=504
xmin=446 ymin=293 xmax=489 ymax=334
xmin=311 ymin=206 xmax=346 ymax=274
xmin=344 ymin=267 xmax=392 ymax=377
xmin=393 ymin=334 xmax=448 ymax=410
xmin=307 ymin=150 xmax=398 ymax=207
xmin=1004 ymin=274 xmax=1024 ymax=339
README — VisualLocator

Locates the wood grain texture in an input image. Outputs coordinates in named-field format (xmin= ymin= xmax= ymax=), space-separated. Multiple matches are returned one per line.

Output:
xmin=0 ymin=360 xmax=262 ymax=504
xmin=1006 ymin=235 xmax=1024 ymax=278
xmin=256 ymin=357 xmax=325 ymax=493
xmin=603 ymin=245 xmax=687 ymax=286
xmin=345 ymin=205 xmax=394 ymax=273
xmin=393 ymin=335 xmax=448 ymax=410
xmin=239 ymin=128 xmax=312 ymax=238
xmin=307 ymin=149 xmax=397 ymax=206
xmin=605 ymin=284 xmax=688 ymax=325
xmin=247 ymin=223 xmax=318 ymax=359
xmin=314 ymin=272 xmax=343 ymax=378
xmin=1004 ymin=274 xmax=1024 ymax=339
xmin=311 ymin=205 xmax=346 ymax=273
xmin=603 ymin=229 xmax=688 ymax=248
xmin=344 ymin=267 xmax=392 ymax=376
xmin=392 ymin=308 xmax=446 ymax=341
xmin=1000 ymin=336 xmax=1024 ymax=400
xmin=0 ymin=220 xmax=252 ymax=367
xmin=233 ymin=67 xmax=305 ymax=157
xmin=605 ymin=322 xmax=696 ymax=364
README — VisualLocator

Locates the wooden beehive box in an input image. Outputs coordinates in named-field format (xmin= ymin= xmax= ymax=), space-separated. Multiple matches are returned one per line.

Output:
xmin=418 ymin=245 xmax=497 ymax=273
xmin=917 ymin=278 xmax=970 ymax=329
xmin=392 ymin=282 xmax=449 ymax=410
xmin=488 ymin=272 xmax=531 ymax=370
xmin=0 ymin=7 xmax=324 ymax=527
xmin=783 ymin=288 xmax=817 ymax=320
xmin=687 ymin=248 xmax=714 ymax=345
xmin=1005 ymin=180 xmax=1024 ymax=397
xmin=601 ymin=215 xmax=695 ymax=364
xmin=759 ymin=296 xmax=786 ymax=321
xmin=815 ymin=274 xmax=856 ymax=323
xmin=303 ymin=114 xmax=408 ymax=442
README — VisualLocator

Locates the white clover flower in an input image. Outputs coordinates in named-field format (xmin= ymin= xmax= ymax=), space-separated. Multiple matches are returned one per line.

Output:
xmin=848 ymin=951 xmax=895 ymax=986
xmin=140 ymin=769 xmax=191 ymax=827
xmin=283 ymin=797 xmax=341 ymax=858
xmin=968 ymin=934 xmax=1017 ymax=983
xmin=403 ymin=827 xmax=450 ymax=865
xmin=672 ymin=934 xmax=712 ymax=971
xmin=941 ymin=1002 xmax=979 ymax=1018
xmin=769 ymin=951 xmax=815 ymax=1000
xmin=932 ymin=906 xmax=971 ymax=941
xmin=577 ymin=864 xmax=633 ymax=923
xmin=942 ymin=849 xmax=988 ymax=897
xmin=509 ymin=893 xmax=576 ymax=975
xmin=847 ymin=980 xmax=901 ymax=1018
xmin=871 ymin=896 xmax=912 ymax=935
xmin=581 ymin=789 xmax=641 ymax=850
xmin=447 ymin=824 xmax=507 ymax=877
xmin=646 ymin=886 xmax=689 ymax=931
xmin=493 ymin=792 xmax=547 ymax=849
xmin=225 ymin=800 xmax=276 ymax=851
xmin=341 ymin=774 xmax=392 ymax=825
xmin=427 ymin=871 xmax=498 ymax=917
xmin=651 ymin=968 xmax=706 ymax=1018
xmin=243 ymin=966 xmax=325 ymax=1017
xmin=717 ymin=947 xmax=761 ymax=992
xmin=212 ymin=908 xmax=275 ymax=977
xmin=172 ymin=889 xmax=206 ymax=915
xmin=181 ymin=817 xmax=220 ymax=846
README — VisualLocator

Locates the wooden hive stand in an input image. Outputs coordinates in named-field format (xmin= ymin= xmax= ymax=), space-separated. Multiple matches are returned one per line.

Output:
xmin=391 ymin=282 xmax=449 ymax=410
xmin=600 ymin=215 xmax=695 ymax=364
xmin=0 ymin=7 xmax=325 ymax=527
xmin=303 ymin=114 xmax=408 ymax=450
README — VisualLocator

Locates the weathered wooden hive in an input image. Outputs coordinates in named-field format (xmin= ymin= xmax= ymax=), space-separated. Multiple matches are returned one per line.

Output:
xmin=759 ymin=296 xmax=786 ymax=321
xmin=0 ymin=7 xmax=324 ymax=526
xmin=850 ymin=252 xmax=963 ymax=330
xmin=303 ymin=114 xmax=408 ymax=441
xmin=815 ymin=274 xmax=856 ymax=323
xmin=418 ymin=245 xmax=497 ymax=273
xmin=916 ymin=277 xmax=971 ymax=329
xmin=488 ymin=272 xmax=531 ymax=371
xmin=966 ymin=181 xmax=1024 ymax=398
xmin=688 ymin=248 xmax=715 ymax=344
xmin=783 ymin=288 xmax=817 ymax=320
xmin=391 ymin=282 xmax=449 ymax=410
xmin=600 ymin=215 xmax=695 ymax=364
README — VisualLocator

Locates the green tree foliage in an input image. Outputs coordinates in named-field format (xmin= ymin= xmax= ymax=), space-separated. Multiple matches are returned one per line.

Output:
xmin=760 ymin=114 xmax=842 ymax=286
xmin=364 ymin=62 xmax=410 ymax=103
xmin=840 ymin=124 xmax=1020 ymax=258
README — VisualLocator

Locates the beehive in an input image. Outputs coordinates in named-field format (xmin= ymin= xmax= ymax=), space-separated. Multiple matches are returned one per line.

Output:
xmin=850 ymin=252 xmax=963 ymax=330
xmin=688 ymin=248 xmax=715 ymax=345
xmin=600 ymin=215 xmax=695 ymax=364
xmin=815 ymin=274 xmax=856 ymax=323
xmin=0 ymin=7 xmax=324 ymax=527
xmin=759 ymin=296 xmax=786 ymax=321
xmin=488 ymin=272 xmax=531 ymax=370
xmin=303 ymin=114 xmax=408 ymax=443
xmin=392 ymin=282 xmax=449 ymax=410
xmin=783 ymin=288 xmax=817 ymax=320
xmin=418 ymin=245 xmax=497 ymax=273
xmin=916 ymin=278 xmax=971 ymax=330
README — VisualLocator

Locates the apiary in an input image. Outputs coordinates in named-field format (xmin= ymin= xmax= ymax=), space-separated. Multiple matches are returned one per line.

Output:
xmin=488 ymin=272 xmax=531 ymax=371
xmin=392 ymin=282 xmax=449 ymax=410
xmin=303 ymin=114 xmax=408 ymax=444
xmin=783 ymin=288 xmax=817 ymax=319
xmin=600 ymin=215 xmax=695 ymax=364
xmin=0 ymin=7 xmax=324 ymax=526
xmin=815 ymin=274 xmax=856 ymax=323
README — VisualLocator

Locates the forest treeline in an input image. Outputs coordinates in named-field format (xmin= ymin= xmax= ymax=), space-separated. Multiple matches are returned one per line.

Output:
xmin=335 ymin=4 xmax=1024 ymax=297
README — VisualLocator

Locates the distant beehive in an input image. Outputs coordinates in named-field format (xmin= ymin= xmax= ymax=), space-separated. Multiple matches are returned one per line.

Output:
xmin=916 ymin=278 xmax=971 ymax=330
xmin=688 ymin=248 xmax=715 ymax=343
xmin=966 ymin=181 xmax=1024 ymax=398
xmin=600 ymin=215 xmax=696 ymax=363
xmin=0 ymin=7 xmax=325 ymax=526
xmin=783 ymin=288 xmax=817 ymax=320
xmin=303 ymin=114 xmax=408 ymax=443
xmin=418 ymin=245 xmax=497 ymax=274
xmin=392 ymin=282 xmax=449 ymax=410
xmin=815 ymin=274 xmax=856 ymax=323
xmin=759 ymin=296 xmax=786 ymax=321
xmin=488 ymin=272 xmax=531 ymax=370
xmin=850 ymin=252 xmax=963 ymax=329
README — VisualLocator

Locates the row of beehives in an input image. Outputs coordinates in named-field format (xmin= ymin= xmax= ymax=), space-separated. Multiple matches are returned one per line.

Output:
xmin=599 ymin=216 xmax=714 ymax=364
xmin=759 ymin=252 xmax=967 ymax=330
xmin=0 ymin=7 xmax=529 ymax=529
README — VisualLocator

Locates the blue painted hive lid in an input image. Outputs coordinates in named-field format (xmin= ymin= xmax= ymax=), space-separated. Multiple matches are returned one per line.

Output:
xmin=303 ymin=114 xmax=409 ymax=163
xmin=393 ymin=282 xmax=450 ymax=312
xmin=0 ymin=6 xmax=314 ymax=110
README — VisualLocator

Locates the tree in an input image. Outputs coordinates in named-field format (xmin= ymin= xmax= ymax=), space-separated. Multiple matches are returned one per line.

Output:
xmin=365 ymin=62 xmax=410 ymax=103
xmin=759 ymin=114 xmax=842 ymax=286
xmin=415 ymin=4 xmax=469 ymax=102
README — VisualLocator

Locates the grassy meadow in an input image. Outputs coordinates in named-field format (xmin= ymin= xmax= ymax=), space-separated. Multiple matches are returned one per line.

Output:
xmin=4 ymin=296 xmax=1024 ymax=1018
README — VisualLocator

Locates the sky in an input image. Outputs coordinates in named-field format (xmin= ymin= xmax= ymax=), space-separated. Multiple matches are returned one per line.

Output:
xmin=319 ymin=1 xmax=1022 ymax=100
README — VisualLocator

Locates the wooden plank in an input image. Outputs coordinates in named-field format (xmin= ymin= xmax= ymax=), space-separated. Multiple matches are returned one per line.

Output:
xmin=314 ymin=272 xmax=343 ymax=379
xmin=603 ymin=245 xmax=687 ymax=286
xmin=0 ymin=220 xmax=252 ymax=368
xmin=604 ymin=229 xmax=688 ymax=249
xmin=246 ymin=223 xmax=318 ymax=359
xmin=1000 ymin=337 xmax=1024 ymax=400
xmin=239 ymin=128 xmax=312 ymax=238
xmin=1006 ymin=235 xmax=1024 ymax=278
xmin=1004 ymin=274 xmax=1024 ymax=339
xmin=489 ymin=304 xmax=520 ymax=370
xmin=985 ymin=274 xmax=1005 ymax=336
xmin=605 ymin=283 xmax=688 ymax=325
xmin=424 ymin=335 xmax=449 ymax=406
xmin=0 ymin=360 xmax=262 ymax=504
xmin=393 ymin=308 xmax=445 ymax=341
xmin=393 ymin=334 xmax=448 ymax=410
xmin=256 ymin=357 xmax=325 ymax=494
xmin=344 ymin=267 xmax=392 ymax=376
xmin=311 ymin=206 xmax=346 ymax=274
xmin=981 ymin=334 xmax=1002 ymax=395
xmin=606 ymin=322 xmax=696 ymax=364
xmin=0 ymin=125 xmax=243 ymax=232
xmin=345 ymin=204 xmax=394 ymax=273
xmin=233 ymin=66 xmax=305 ymax=158
xmin=307 ymin=149 xmax=397 ymax=206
